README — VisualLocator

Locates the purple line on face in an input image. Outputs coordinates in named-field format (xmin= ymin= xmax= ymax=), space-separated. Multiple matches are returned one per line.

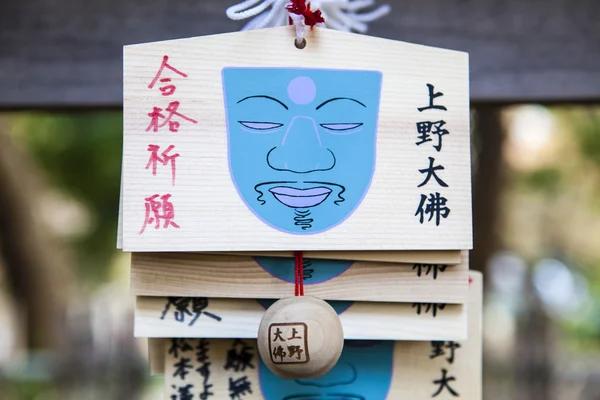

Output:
xmin=269 ymin=186 xmax=332 ymax=208
xmin=281 ymin=116 xmax=322 ymax=147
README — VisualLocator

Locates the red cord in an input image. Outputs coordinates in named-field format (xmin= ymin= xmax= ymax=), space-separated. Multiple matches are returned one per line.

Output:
xmin=286 ymin=0 xmax=325 ymax=28
xmin=294 ymin=251 xmax=304 ymax=296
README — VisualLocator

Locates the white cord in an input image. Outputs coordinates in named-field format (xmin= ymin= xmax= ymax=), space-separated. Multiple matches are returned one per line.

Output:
xmin=225 ymin=0 xmax=391 ymax=33
xmin=290 ymin=13 xmax=306 ymax=46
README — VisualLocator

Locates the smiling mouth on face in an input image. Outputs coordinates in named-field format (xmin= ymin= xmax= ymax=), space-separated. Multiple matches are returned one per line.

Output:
xmin=269 ymin=186 xmax=332 ymax=208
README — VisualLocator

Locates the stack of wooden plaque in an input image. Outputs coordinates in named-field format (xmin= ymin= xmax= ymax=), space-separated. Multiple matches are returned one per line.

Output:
xmin=119 ymin=26 xmax=480 ymax=399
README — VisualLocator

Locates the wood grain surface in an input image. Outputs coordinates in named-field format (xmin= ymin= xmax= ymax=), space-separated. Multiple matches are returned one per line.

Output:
xmin=159 ymin=272 xmax=482 ymax=399
xmin=131 ymin=251 xmax=469 ymax=303
xmin=135 ymin=296 xmax=467 ymax=341
xmin=122 ymin=27 xmax=472 ymax=251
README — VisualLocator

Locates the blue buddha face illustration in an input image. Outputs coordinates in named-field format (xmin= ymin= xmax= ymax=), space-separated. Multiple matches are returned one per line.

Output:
xmin=222 ymin=68 xmax=382 ymax=234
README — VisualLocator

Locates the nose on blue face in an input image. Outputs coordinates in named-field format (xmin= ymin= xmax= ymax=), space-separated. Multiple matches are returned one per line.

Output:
xmin=267 ymin=116 xmax=336 ymax=174
xmin=223 ymin=67 xmax=382 ymax=235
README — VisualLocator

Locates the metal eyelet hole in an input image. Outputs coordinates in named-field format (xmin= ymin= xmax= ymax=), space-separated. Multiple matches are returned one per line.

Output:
xmin=294 ymin=38 xmax=307 ymax=49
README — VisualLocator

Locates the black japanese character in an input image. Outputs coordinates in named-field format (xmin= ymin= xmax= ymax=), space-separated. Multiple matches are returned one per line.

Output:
xmin=287 ymin=345 xmax=304 ymax=360
xmin=200 ymin=383 xmax=214 ymax=400
xmin=415 ymin=192 xmax=451 ymax=226
xmin=418 ymin=157 xmax=448 ymax=188
xmin=171 ymin=384 xmax=194 ymax=400
xmin=162 ymin=297 xmax=194 ymax=323
xmin=195 ymin=339 xmax=213 ymax=399
xmin=413 ymin=302 xmax=423 ymax=314
xmin=418 ymin=84 xmax=447 ymax=112
xmin=161 ymin=297 xmax=222 ymax=326
xmin=416 ymin=122 xmax=434 ymax=145
xmin=430 ymin=341 xmax=461 ymax=364
xmin=196 ymin=339 xmax=210 ymax=364
xmin=272 ymin=345 xmax=287 ymax=361
xmin=288 ymin=328 xmax=302 ymax=340
xmin=168 ymin=338 xmax=193 ymax=359
xmin=445 ymin=341 xmax=460 ymax=364
xmin=229 ymin=376 xmax=253 ymax=399
xmin=413 ymin=264 xmax=448 ymax=279
xmin=432 ymin=368 xmax=459 ymax=397
xmin=272 ymin=328 xmax=286 ymax=342
xmin=416 ymin=120 xmax=449 ymax=152
xmin=172 ymin=357 xmax=193 ymax=380
xmin=413 ymin=303 xmax=447 ymax=317
xmin=224 ymin=339 xmax=255 ymax=372
xmin=197 ymin=361 xmax=211 ymax=379
xmin=430 ymin=341 xmax=446 ymax=359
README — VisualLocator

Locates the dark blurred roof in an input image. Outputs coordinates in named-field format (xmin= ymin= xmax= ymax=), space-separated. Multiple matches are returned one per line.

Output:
xmin=1 ymin=0 xmax=599 ymax=108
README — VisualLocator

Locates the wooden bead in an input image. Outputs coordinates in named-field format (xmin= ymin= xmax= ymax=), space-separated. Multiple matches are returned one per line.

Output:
xmin=257 ymin=295 xmax=344 ymax=380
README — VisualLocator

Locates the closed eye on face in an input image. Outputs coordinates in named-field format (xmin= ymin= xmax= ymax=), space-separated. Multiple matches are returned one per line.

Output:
xmin=239 ymin=121 xmax=283 ymax=131
xmin=320 ymin=123 xmax=363 ymax=132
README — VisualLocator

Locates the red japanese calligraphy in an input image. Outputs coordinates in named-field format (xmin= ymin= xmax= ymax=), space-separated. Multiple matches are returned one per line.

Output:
xmin=139 ymin=56 xmax=194 ymax=237
xmin=145 ymin=144 xmax=180 ymax=185
xmin=146 ymin=101 xmax=198 ymax=133
xmin=148 ymin=55 xmax=188 ymax=96
xmin=140 ymin=193 xmax=180 ymax=234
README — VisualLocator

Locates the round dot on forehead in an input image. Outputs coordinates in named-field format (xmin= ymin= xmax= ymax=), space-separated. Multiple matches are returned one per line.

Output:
xmin=287 ymin=76 xmax=316 ymax=105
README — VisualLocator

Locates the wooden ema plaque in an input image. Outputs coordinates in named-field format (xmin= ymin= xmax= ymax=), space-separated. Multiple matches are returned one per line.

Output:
xmin=122 ymin=20 xmax=477 ymax=396
xmin=155 ymin=272 xmax=481 ymax=399
xmin=120 ymin=26 xmax=472 ymax=252
xmin=135 ymin=296 xmax=467 ymax=341
xmin=131 ymin=251 xmax=469 ymax=303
